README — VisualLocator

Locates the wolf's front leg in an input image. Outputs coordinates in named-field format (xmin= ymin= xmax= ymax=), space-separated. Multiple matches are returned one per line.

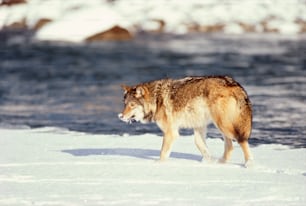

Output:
xmin=160 ymin=129 xmax=179 ymax=161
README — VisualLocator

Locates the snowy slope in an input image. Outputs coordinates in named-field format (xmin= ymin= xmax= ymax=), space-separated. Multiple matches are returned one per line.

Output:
xmin=0 ymin=127 xmax=305 ymax=205
xmin=1 ymin=0 xmax=306 ymax=42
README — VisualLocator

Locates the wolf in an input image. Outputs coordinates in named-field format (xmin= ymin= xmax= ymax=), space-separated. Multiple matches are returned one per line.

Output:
xmin=118 ymin=76 xmax=253 ymax=167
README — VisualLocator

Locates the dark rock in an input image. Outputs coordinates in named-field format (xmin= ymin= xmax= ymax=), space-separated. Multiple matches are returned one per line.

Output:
xmin=33 ymin=18 xmax=52 ymax=30
xmin=199 ymin=24 xmax=225 ymax=33
xmin=0 ymin=0 xmax=26 ymax=6
xmin=3 ymin=18 xmax=27 ymax=29
xmin=85 ymin=25 xmax=133 ymax=42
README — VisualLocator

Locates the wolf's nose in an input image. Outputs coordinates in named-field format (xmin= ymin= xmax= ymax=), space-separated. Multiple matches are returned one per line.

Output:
xmin=118 ymin=113 xmax=123 ymax=119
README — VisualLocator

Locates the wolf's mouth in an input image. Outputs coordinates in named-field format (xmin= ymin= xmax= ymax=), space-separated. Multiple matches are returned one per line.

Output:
xmin=118 ymin=113 xmax=137 ymax=124
xmin=127 ymin=115 xmax=137 ymax=124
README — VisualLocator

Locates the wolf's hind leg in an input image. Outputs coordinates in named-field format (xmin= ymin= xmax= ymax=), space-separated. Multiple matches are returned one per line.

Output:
xmin=194 ymin=127 xmax=211 ymax=162
xmin=239 ymin=140 xmax=254 ymax=167
xmin=219 ymin=136 xmax=234 ymax=163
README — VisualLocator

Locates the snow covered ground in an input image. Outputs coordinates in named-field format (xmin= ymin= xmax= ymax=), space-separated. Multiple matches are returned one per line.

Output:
xmin=1 ymin=0 xmax=306 ymax=42
xmin=1 ymin=127 xmax=305 ymax=205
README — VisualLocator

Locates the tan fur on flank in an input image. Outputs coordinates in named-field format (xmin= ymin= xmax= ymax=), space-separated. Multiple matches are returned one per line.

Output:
xmin=119 ymin=76 xmax=253 ymax=167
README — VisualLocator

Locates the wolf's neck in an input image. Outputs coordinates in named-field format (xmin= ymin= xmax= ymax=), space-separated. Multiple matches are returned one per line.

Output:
xmin=149 ymin=79 xmax=171 ymax=122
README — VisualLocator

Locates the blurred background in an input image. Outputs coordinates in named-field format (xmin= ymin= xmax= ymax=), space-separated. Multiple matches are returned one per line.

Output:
xmin=0 ymin=0 xmax=305 ymax=147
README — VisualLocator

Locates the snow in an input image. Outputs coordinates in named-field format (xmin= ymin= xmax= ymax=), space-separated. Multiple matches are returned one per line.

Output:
xmin=1 ymin=127 xmax=305 ymax=205
xmin=0 ymin=4 xmax=27 ymax=28
xmin=224 ymin=23 xmax=245 ymax=34
xmin=1 ymin=0 xmax=306 ymax=42
xmin=35 ymin=6 xmax=123 ymax=43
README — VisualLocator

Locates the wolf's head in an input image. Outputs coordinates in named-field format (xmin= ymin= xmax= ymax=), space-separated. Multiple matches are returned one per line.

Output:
xmin=118 ymin=84 xmax=153 ymax=124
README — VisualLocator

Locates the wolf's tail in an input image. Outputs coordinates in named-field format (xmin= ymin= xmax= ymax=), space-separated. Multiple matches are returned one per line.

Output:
xmin=234 ymin=95 xmax=252 ymax=143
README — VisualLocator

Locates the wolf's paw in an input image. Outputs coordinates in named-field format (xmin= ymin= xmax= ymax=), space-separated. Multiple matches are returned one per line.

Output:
xmin=244 ymin=159 xmax=254 ymax=168
xmin=218 ymin=157 xmax=227 ymax=164
xmin=201 ymin=156 xmax=216 ymax=164
xmin=155 ymin=158 xmax=167 ymax=163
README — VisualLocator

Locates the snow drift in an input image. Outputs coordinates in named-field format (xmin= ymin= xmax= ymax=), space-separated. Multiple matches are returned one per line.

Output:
xmin=1 ymin=127 xmax=305 ymax=205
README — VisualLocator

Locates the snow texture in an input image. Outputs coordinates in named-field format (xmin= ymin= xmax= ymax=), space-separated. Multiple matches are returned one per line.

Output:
xmin=0 ymin=0 xmax=306 ymax=42
xmin=0 ymin=127 xmax=305 ymax=205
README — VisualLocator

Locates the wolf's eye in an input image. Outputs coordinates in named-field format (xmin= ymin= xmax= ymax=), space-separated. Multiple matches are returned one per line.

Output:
xmin=129 ymin=102 xmax=136 ymax=108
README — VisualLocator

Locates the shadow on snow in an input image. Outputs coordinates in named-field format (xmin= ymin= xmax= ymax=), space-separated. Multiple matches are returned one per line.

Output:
xmin=62 ymin=148 xmax=203 ymax=162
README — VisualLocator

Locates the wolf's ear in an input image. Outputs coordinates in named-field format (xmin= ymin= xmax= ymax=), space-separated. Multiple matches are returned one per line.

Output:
xmin=135 ymin=86 xmax=147 ymax=98
xmin=121 ymin=84 xmax=131 ymax=94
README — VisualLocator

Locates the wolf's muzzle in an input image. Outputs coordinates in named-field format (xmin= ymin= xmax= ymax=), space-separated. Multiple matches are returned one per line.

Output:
xmin=118 ymin=113 xmax=123 ymax=119
xmin=118 ymin=113 xmax=135 ymax=124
